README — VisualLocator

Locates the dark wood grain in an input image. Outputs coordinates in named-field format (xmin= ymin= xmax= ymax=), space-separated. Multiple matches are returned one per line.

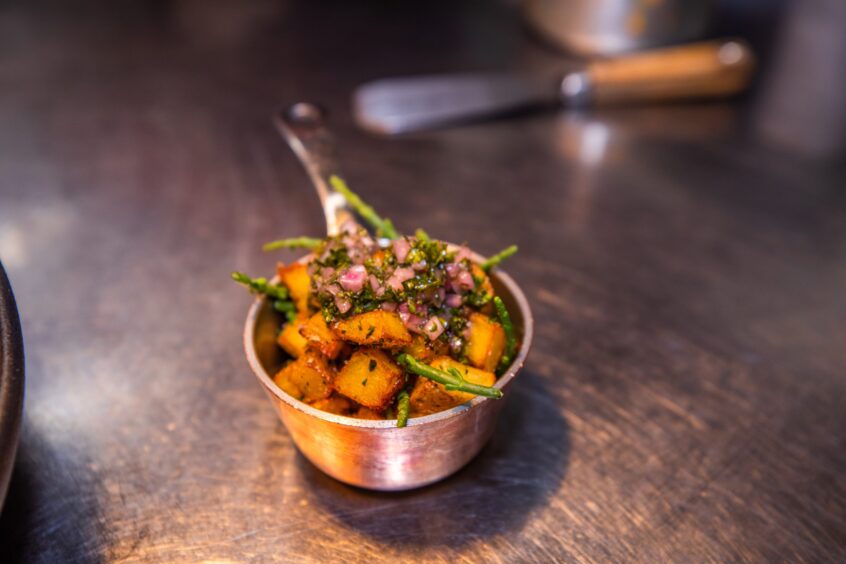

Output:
xmin=0 ymin=1 xmax=844 ymax=562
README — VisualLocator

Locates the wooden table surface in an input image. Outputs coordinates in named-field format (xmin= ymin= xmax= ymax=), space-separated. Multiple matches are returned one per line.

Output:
xmin=1 ymin=1 xmax=845 ymax=562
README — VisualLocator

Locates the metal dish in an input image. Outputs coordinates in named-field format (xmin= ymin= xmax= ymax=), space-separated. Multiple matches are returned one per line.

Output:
xmin=523 ymin=0 xmax=713 ymax=56
xmin=244 ymin=253 xmax=532 ymax=491
xmin=242 ymin=103 xmax=533 ymax=490
xmin=0 ymin=262 xmax=24 ymax=508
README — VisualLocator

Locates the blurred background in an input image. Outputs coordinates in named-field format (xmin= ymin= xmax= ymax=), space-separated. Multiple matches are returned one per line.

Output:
xmin=1 ymin=0 xmax=845 ymax=561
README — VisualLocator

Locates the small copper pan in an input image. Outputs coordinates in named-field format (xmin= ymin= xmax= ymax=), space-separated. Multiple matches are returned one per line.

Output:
xmin=242 ymin=104 xmax=533 ymax=490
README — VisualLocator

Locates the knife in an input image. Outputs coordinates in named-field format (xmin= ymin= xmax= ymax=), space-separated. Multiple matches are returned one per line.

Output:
xmin=353 ymin=39 xmax=755 ymax=135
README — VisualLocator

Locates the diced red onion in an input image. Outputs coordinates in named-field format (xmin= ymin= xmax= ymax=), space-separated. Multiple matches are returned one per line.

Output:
xmin=436 ymin=288 xmax=446 ymax=305
xmin=445 ymin=293 xmax=462 ymax=308
xmin=339 ymin=264 xmax=366 ymax=292
xmin=399 ymin=311 xmax=425 ymax=333
xmin=325 ymin=284 xmax=342 ymax=297
xmin=369 ymin=275 xmax=380 ymax=291
xmin=335 ymin=296 xmax=352 ymax=314
xmin=412 ymin=260 xmax=427 ymax=271
xmin=395 ymin=267 xmax=415 ymax=281
xmin=387 ymin=267 xmax=415 ymax=292
xmin=445 ymin=263 xmax=460 ymax=278
xmin=456 ymin=270 xmax=475 ymax=291
xmin=381 ymin=302 xmax=397 ymax=312
xmin=392 ymin=238 xmax=411 ymax=263
xmin=423 ymin=316 xmax=445 ymax=340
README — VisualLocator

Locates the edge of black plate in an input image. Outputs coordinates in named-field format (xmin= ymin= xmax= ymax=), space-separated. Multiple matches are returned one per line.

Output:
xmin=0 ymin=263 xmax=24 ymax=509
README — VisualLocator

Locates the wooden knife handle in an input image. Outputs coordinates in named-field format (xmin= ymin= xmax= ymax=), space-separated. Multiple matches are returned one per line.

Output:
xmin=562 ymin=40 xmax=756 ymax=106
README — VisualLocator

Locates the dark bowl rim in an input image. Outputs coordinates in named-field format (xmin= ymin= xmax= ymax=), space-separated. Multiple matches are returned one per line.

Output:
xmin=0 ymin=262 xmax=24 ymax=508
xmin=243 ymin=249 xmax=533 ymax=429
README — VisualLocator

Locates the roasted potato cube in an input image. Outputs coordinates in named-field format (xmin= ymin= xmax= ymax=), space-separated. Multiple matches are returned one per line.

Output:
xmin=471 ymin=264 xmax=496 ymax=315
xmin=408 ymin=378 xmax=453 ymax=416
xmin=273 ymin=351 xmax=334 ymax=402
xmin=254 ymin=313 xmax=283 ymax=369
xmin=402 ymin=335 xmax=436 ymax=362
xmin=277 ymin=315 xmax=309 ymax=358
xmin=334 ymin=348 xmax=404 ymax=410
xmin=277 ymin=262 xmax=311 ymax=314
xmin=402 ymin=334 xmax=449 ymax=363
xmin=333 ymin=311 xmax=412 ymax=348
xmin=354 ymin=407 xmax=383 ymax=420
xmin=464 ymin=312 xmax=506 ymax=372
xmin=300 ymin=313 xmax=344 ymax=359
xmin=409 ymin=356 xmax=496 ymax=415
xmin=310 ymin=394 xmax=354 ymax=416
xmin=273 ymin=362 xmax=303 ymax=401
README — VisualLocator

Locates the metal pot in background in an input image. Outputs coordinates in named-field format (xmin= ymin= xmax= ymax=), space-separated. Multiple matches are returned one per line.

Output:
xmin=523 ymin=0 xmax=713 ymax=56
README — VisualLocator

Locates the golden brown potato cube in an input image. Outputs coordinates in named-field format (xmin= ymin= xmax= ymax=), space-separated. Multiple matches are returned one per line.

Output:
xmin=273 ymin=351 xmax=334 ymax=403
xmin=333 ymin=311 xmax=412 ymax=348
xmin=402 ymin=335 xmax=436 ymax=362
xmin=471 ymin=264 xmax=496 ymax=315
xmin=273 ymin=361 xmax=303 ymax=401
xmin=277 ymin=316 xmax=309 ymax=358
xmin=354 ymin=407 xmax=383 ymax=420
xmin=277 ymin=262 xmax=311 ymax=314
xmin=254 ymin=314 xmax=283 ymax=370
xmin=300 ymin=313 xmax=344 ymax=359
xmin=402 ymin=334 xmax=449 ymax=363
xmin=310 ymin=394 xmax=354 ymax=415
xmin=464 ymin=312 xmax=506 ymax=372
xmin=409 ymin=356 xmax=496 ymax=415
xmin=335 ymin=348 xmax=404 ymax=411
xmin=408 ymin=378 xmax=455 ymax=416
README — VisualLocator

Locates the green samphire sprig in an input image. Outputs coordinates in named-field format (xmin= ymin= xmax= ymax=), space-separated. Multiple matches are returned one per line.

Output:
xmin=481 ymin=245 xmax=518 ymax=273
xmin=397 ymin=354 xmax=503 ymax=399
xmin=330 ymin=175 xmax=399 ymax=239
